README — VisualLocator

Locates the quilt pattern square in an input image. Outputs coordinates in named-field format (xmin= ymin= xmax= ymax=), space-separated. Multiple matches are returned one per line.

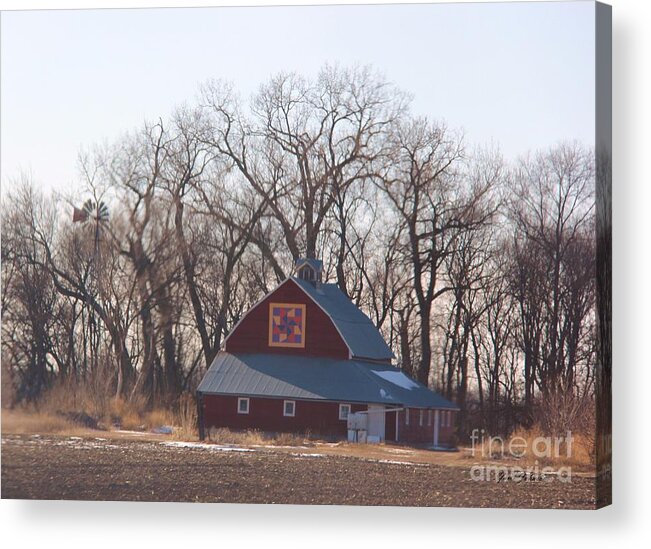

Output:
xmin=268 ymin=303 xmax=306 ymax=348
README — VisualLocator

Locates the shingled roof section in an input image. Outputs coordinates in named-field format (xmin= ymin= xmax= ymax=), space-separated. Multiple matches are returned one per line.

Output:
xmin=198 ymin=352 xmax=459 ymax=410
xmin=291 ymin=277 xmax=394 ymax=362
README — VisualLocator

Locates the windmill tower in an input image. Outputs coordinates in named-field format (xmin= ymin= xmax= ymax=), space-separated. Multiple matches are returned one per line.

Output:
xmin=73 ymin=199 xmax=110 ymax=257
xmin=73 ymin=199 xmax=110 ymax=375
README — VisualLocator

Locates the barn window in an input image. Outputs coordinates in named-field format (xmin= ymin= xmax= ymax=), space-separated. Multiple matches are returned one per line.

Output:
xmin=339 ymin=404 xmax=351 ymax=420
xmin=298 ymin=265 xmax=316 ymax=281
xmin=283 ymin=400 xmax=295 ymax=417
xmin=419 ymin=409 xmax=424 ymax=426
xmin=428 ymin=410 xmax=432 ymax=426
xmin=405 ymin=408 xmax=410 ymax=425
xmin=237 ymin=397 xmax=249 ymax=414
xmin=442 ymin=410 xmax=451 ymax=427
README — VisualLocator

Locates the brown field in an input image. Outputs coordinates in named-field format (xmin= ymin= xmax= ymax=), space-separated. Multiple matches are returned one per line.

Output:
xmin=1 ymin=432 xmax=600 ymax=508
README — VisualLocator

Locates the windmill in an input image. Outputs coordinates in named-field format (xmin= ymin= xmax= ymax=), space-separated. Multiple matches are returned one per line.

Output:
xmin=72 ymin=199 xmax=110 ymax=375
xmin=73 ymin=199 xmax=110 ymax=256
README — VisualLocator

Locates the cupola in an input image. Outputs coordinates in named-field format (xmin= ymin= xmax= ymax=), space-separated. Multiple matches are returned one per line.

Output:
xmin=295 ymin=257 xmax=323 ymax=286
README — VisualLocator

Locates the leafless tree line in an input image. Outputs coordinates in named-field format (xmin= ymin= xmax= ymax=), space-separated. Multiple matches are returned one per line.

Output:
xmin=1 ymin=65 xmax=596 ymax=437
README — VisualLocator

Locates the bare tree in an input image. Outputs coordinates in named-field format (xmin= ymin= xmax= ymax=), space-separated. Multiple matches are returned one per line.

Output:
xmin=377 ymin=118 xmax=498 ymax=386
xmin=200 ymin=66 xmax=405 ymax=270
xmin=507 ymin=143 xmax=596 ymax=427
xmin=1 ymin=182 xmax=58 ymax=401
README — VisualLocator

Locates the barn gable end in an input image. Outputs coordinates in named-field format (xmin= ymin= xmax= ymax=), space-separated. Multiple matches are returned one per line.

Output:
xmin=224 ymin=278 xmax=351 ymax=360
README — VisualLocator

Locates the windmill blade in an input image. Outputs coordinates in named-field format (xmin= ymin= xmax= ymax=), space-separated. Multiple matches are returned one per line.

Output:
xmin=97 ymin=202 xmax=110 ymax=222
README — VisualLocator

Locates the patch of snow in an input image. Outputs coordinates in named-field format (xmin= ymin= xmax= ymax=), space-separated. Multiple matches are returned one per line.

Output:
xmin=160 ymin=441 xmax=254 ymax=453
xmin=52 ymin=439 xmax=121 ymax=450
xmin=386 ymin=448 xmax=414 ymax=454
xmin=377 ymin=459 xmax=430 ymax=467
xmin=290 ymin=452 xmax=326 ymax=458
xmin=87 ymin=443 xmax=121 ymax=449
xmin=371 ymin=370 xmax=420 ymax=390
xmin=251 ymin=444 xmax=309 ymax=450
xmin=2 ymin=437 xmax=27 ymax=445
xmin=60 ymin=439 xmax=82 ymax=445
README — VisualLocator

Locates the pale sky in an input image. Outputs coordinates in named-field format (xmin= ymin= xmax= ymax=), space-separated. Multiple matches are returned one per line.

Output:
xmin=1 ymin=1 xmax=596 ymax=194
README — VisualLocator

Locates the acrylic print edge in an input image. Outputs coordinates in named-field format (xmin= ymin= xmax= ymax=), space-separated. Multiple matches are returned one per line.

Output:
xmin=595 ymin=0 xmax=612 ymax=509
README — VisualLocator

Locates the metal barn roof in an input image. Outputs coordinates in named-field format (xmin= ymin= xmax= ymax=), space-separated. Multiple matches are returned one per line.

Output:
xmin=198 ymin=352 xmax=459 ymax=410
xmin=291 ymin=277 xmax=394 ymax=361
xmin=294 ymin=258 xmax=323 ymax=272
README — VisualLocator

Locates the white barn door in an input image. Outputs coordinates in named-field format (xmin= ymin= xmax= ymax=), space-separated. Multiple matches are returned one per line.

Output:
xmin=367 ymin=405 xmax=386 ymax=442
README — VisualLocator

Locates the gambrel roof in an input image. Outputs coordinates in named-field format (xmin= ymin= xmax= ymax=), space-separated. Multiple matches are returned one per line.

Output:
xmin=198 ymin=352 xmax=459 ymax=410
xmin=290 ymin=277 xmax=394 ymax=362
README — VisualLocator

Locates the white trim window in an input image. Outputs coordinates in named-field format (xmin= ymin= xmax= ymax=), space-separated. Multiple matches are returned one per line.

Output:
xmin=428 ymin=409 xmax=432 ymax=426
xmin=237 ymin=397 xmax=249 ymax=414
xmin=405 ymin=407 xmax=410 ymax=426
xmin=419 ymin=409 xmax=424 ymax=426
xmin=339 ymin=404 xmax=351 ymax=421
xmin=283 ymin=400 xmax=296 ymax=417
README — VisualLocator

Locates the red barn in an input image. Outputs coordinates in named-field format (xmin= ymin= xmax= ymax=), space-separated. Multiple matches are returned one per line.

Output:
xmin=197 ymin=258 xmax=459 ymax=447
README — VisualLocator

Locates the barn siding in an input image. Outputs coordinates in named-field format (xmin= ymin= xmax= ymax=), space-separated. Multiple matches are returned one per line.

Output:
xmin=225 ymin=280 xmax=350 ymax=359
xmin=201 ymin=394 xmax=365 ymax=438
xmin=201 ymin=394 xmax=457 ymax=446
xmin=438 ymin=411 xmax=457 ymax=446
xmin=397 ymin=408 xmax=457 ymax=446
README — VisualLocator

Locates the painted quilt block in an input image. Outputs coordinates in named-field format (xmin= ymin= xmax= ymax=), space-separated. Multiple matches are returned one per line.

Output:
xmin=268 ymin=303 xmax=306 ymax=348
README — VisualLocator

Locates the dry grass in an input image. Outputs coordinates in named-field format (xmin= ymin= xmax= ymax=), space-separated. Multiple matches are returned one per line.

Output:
xmin=38 ymin=375 xmax=117 ymax=421
xmin=145 ymin=409 xmax=173 ymax=428
xmin=472 ymin=425 xmax=594 ymax=468
xmin=2 ymin=375 xmax=199 ymax=439
xmin=172 ymin=393 xmax=198 ymax=440
xmin=273 ymin=431 xmax=307 ymax=446
xmin=206 ymin=427 xmax=266 ymax=445
xmin=109 ymin=395 xmax=198 ymax=437
xmin=206 ymin=427 xmax=307 ymax=447
xmin=1 ymin=409 xmax=84 ymax=435
xmin=107 ymin=397 xmax=144 ymax=430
